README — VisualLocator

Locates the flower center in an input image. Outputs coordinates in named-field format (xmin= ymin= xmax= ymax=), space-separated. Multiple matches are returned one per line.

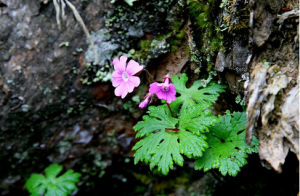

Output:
xmin=122 ymin=72 xmax=129 ymax=82
xmin=162 ymin=84 xmax=169 ymax=91
xmin=162 ymin=78 xmax=170 ymax=91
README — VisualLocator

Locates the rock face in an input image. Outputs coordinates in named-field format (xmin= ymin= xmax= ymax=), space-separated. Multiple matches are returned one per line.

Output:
xmin=214 ymin=0 xmax=299 ymax=173
xmin=0 ymin=0 xmax=118 ymax=194
xmin=0 ymin=0 xmax=298 ymax=194
xmin=0 ymin=0 xmax=180 ymax=194
xmin=245 ymin=0 xmax=299 ymax=172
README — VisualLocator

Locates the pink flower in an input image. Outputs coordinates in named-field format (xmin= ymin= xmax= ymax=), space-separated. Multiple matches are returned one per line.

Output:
xmin=139 ymin=93 xmax=153 ymax=109
xmin=149 ymin=76 xmax=176 ymax=104
xmin=112 ymin=56 xmax=143 ymax=98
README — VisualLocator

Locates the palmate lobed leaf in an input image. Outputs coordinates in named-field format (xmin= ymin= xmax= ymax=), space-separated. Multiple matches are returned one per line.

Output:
xmin=25 ymin=164 xmax=81 ymax=196
xmin=133 ymin=131 xmax=167 ymax=165
xmin=178 ymin=131 xmax=208 ymax=158
xmin=149 ymin=133 xmax=183 ymax=175
xmin=45 ymin=163 xmax=63 ymax=178
xmin=133 ymin=106 xmax=183 ymax=175
xmin=133 ymin=104 xmax=214 ymax=175
xmin=56 ymin=169 xmax=81 ymax=194
xmin=25 ymin=174 xmax=46 ymax=196
xmin=194 ymin=111 xmax=259 ymax=176
xmin=134 ymin=105 xmax=178 ymax=138
xmin=171 ymin=73 xmax=226 ymax=112
xmin=179 ymin=105 xmax=218 ymax=135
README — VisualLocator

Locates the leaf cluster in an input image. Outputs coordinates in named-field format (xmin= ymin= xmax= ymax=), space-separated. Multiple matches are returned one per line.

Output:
xmin=133 ymin=104 xmax=216 ymax=175
xmin=133 ymin=73 xmax=258 ymax=176
xmin=133 ymin=74 xmax=226 ymax=175
xmin=25 ymin=164 xmax=81 ymax=196
xmin=194 ymin=111 xmax=258 ymax=176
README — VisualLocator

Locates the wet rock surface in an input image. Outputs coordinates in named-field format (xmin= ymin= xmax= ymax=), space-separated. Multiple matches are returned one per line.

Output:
xmin=0 ymin=0 xmax=116 ymax=194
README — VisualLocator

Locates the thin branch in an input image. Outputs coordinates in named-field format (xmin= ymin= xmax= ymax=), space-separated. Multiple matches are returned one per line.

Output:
xmin=60 ymin=0 xmax=66 ymax=21
xmin=53 ymin=0 xmax=61 ymax=29
xmin=64 ymin=0 xmax=98 ymax=64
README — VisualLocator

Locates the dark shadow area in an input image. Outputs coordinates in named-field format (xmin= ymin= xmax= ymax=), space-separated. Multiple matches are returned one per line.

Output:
xmin=77 ymin=152 xmax=299 ymax=195
xmin=214 ymin=152 xmax=299 ymax=196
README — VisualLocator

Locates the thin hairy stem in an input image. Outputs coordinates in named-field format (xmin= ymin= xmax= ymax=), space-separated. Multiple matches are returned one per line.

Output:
xmin=166 ymin=103 xmax=174 ymax=117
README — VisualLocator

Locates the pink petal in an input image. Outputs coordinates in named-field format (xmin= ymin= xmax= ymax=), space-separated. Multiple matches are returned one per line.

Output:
xmin=121 ymin=82 xmax=133 ymax=99
xmin=126 ymin=60 xmax=143 ymax=75
xmin=113 ymin=56 xmax=127 ymax=72
xmin=112 ymin=71 xmax=122 ymax=79
xmin=166 ymin=86 xmax=176 ymax=103
xmin=115 ymin=82 xmax=134 ymax=99
xmin=128 ymin=76 xmax=140 ymax=87
xmin=165 ymin=85 xmax=176 ymax=103
xmin=114 ymin=82 xmax=130 ymax=98
xmin=121 ymin=90 xmax=128 ymax=99
xmin=166 ymin=93 xmax=176 ymax=104
xmin=127 ymin=82 xmax=135 ymax=94
xmin=112 ymin=58 xmax=119 ymax=67
xmin=156 ymin=90 xmax=167 ymax=100
xmin=139 ymin=93 xmax=153 ymax=109
xmin=120 ymin=55 xmax=128 ymax=64
xmin=114 ymin=83 xmax=124 ymax=97
xmin=112 ymin=77 xmax=123 ymax=87
xmin=149 ymin=83 xmax=161 ymax=94
xmin=168 ymin=84 xmax=176 ymax=95
xmin=139 ymin=99 xmax=149 ymax=109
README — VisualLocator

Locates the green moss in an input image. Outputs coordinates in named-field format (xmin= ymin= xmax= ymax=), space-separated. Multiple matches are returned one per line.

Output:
xmin=136 ymin=39 xmax=151 ymax=60
xmin=187 ymin=0 xmax=224 ymax=71
xmin=219 ymin=0 xmax=250 ymax=32
xmin=170 ymin=28 xmax=186 ymax=52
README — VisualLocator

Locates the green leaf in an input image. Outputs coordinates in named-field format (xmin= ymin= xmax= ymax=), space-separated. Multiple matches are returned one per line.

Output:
xmin=25 ymin=164 xmax=81 ymax=196
xmin=45 ymin=187 xmax=66 ymax=196
xmin=150 ymin=132 xmax=184 ymax=175
xmin=133 ymin=105 xmax=183 ymax=175
xmin=178 ymin=131 xmax=208 ymax=158
xmin=134 ymin=105 xmax=178 ymax=138
xmin=179 ymin=105 xmax=218 ymax=135
xmin=133 ymin=131 xmax=165 ymax=164
xmin=171 ymin=73 xmax=225 ymax=111
xmin=45 ymin=163 xmax=63 ymax=178
xmin=133 ymin=104 xmax=213 ymax=175
xmin=133 ymin=73 xmax=225 ymax=175
xmin=57 ymin=170 xmax=81 ymax=194
xmin=25 ymin=174 xmax=46 ymax=195
xmin=58 ymin=170 xmax=81 ymax=183
xmin=194 ymin=112 xmax=258 ymax=176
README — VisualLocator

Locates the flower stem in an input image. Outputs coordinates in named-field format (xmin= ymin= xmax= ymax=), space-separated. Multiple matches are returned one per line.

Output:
xmin=166 ymin=103 xmax=174 ymax=117
xmin=165 ymin=128 xmax=180 ymax=132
